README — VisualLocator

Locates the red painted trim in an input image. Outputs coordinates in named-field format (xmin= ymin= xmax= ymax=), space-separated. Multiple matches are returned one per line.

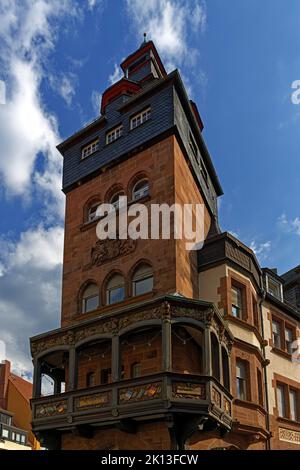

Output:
xmin=190 ymin=100 xmax=204 ymax=132
xmin=121 ymin=41 xmax=167 ymax=77
xmin=101 ymin=78 xmax=141 ymax=114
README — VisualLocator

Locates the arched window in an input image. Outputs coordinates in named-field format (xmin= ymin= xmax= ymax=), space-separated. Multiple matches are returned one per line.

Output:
xmin=131 ymin=362 xmax=141 ymax=378
xmin=110 ymin=190 xmax=125 ymax=210
xmin=82 ymin=283 xmax=99 ymax=313
xmin=106 ymin=273 xmax=125 ymax=305
xmin=132 ymin=179 xmax=149 ymax=201
xmin=211 ymin=333 xmax=220 ymax=381
xmin=86 ymin=372 xmax=95 ymax=388
xmin=87 ymin=202 xmax=100 ymax=223
xmin=222 ymin=347 xmax=230 ymax=390
xmin=132 ymin=263 xmax=153 ymax=296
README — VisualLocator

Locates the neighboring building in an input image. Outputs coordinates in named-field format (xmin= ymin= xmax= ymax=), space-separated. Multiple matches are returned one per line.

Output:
xmin=29 ymin=40 xmax=300 ymax=450
xmin=0 ymin=360 xmax=40 ymax=450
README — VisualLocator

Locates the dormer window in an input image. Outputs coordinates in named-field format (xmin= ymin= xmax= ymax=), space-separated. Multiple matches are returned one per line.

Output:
xmin=266 ymin=275 xmax=283 ymax=301
xmin=106 ymin=125 xmax=123 ymax=145
xmin=130 ymin=107 xmax=151 ymax=130
xmin=81 ymin=139 xmax=99 ymax=159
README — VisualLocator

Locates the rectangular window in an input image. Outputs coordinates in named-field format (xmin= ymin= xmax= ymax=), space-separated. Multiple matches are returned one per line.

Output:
xmin=133 ymin=275 xmax=154 ymax=296
xmin=107 ymin=286 xmax=125 ymax=305
xmin=257 ymin=369 xmax=264 ymax=406
xmin=100 ymin=368 xmax=111 ymax=385
xmin=231 ymin=285 xmax=243 ymax=319
xmin=15 ymin=433 xmax=21 ymax=442
xmin=277 ymin=384 xmax=287 ymax=418
xmin=82 ymin=295 xmax=99 ymax=313
xmin=21 ymin=435 xmax=26 ymax=444
xmin=253 ymin=297 xmax=259 ymax=330
xmin=2 ymin=428 xmax=9 ymax=438
xmin=236 ymin=360 xmax=248 ymax=401
xmin=272 ymin=319 xmax=282 ymax=349
xmin=106 ymin=125 xmax=123 ymax=144
xmin=285 ymin=327 xmax=294 ymax=354
xmin=131 ymin=362 xmax=141 ymax=378
xmin=130 ymin=107 xmax=151 ymax=130
xmin=290 ymin=389 xmax=298 ymax=421
xmin=81 ymin=139 xmax=99 ymax=159
xmin=267 ymin=276 xmax=282 ymax=300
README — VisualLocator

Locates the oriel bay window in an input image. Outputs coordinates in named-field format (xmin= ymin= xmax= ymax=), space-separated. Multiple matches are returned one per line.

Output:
xmin=231 ymin=285 xmax=244 ymax=319
xmin=236 ymin=359 xmax=248 ymax=401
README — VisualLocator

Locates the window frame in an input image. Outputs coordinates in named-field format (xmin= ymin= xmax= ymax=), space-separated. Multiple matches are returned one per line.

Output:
xmin=81 ymin=138 xmax=99 ymax=160
xmin=236 ymin=358 xmax=249 ymax=401
xmin=106 ymin=124 xmax=123 ymax=145
xmin=81 ymin=283 xmax=99 ymax=314
xmin=271 ymin=314 xmax=295 ymax=355
xmin=231 ymin=284 xmax=244 ymax=320
xmin=132 ymin=179 xmax=150 ymax=201
xmin=130 ymin=106 xmax=151 ymax=130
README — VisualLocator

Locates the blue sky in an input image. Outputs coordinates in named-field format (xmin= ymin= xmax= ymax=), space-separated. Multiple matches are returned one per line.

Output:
xmin=0 ymin=0 xmax=299 ymax=375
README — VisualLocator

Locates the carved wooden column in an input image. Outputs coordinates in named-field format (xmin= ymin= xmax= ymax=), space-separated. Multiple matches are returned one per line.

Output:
xmin=162 ymin=318 xmax=172 ymax=372
xmin=111 ymin=335 xmax=119 ymax=382
xmin=204 ymin=328 xmax=212 ymax=376
xmin=68 ymin=346 xmax=76 ymax=391
xmin=32 ymin=358 xmax=41 ymax=398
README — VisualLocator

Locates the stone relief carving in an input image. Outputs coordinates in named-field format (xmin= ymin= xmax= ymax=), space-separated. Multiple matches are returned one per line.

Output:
xmin=91 ymin=238 xmax=137 ymax=266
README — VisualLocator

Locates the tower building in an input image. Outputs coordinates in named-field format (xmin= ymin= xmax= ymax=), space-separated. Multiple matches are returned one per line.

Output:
xmin=30 ymin=41 xmax=300 ymax=450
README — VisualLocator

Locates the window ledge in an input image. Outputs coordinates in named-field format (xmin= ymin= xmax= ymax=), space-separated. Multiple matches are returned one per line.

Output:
xmin=72 ymin=290 xmax=156 ymax=322
xmin=224 ymin=314 xmax=264 ymax=344
xmin=277 ymin=416 xmax=300 ymax=427
xmin=271 ymin=347 xmax=292 ymax=360
xmin=234 ymin=398 xmax=266 ymax=414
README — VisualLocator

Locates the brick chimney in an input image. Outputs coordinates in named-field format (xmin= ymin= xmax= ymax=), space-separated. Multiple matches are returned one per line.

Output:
xmin=0 ymin=360 xmax=10 ymax=410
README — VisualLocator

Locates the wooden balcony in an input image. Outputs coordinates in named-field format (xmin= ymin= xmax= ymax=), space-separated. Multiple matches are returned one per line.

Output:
xmin=31 ymin=372 xmax=232 ymax=433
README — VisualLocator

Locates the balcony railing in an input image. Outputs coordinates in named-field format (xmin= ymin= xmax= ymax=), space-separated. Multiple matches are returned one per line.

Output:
xmin=0 ymin=422 xmax=28 ymax=446
xmin=31 ymin=372 xmax=232 ymax=432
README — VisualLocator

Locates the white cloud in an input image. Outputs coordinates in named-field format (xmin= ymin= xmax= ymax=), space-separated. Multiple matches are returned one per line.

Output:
xmin=91 ymin=89 xmax=102 ymax=114
xmin=50 ymin=73 xmax=77 ymax=107
xmin=126 ymin=0 xmax=207 ymax=71
xmin=87 ymin=0 xmax=103 ymax=9
xmin=108 ymin=63 xmax=123 ymax=85
xmin=250 ymin=240 xmax=272 ymax=260
xmin=0 ymin=225 xmax=64 ymax=377
xmin=0 ymin=0 xmax=79 ymax=217
xmin=278 ymin=213 xmax=300 ymax=235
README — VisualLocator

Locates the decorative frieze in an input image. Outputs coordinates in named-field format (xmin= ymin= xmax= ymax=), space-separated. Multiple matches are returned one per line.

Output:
xmin=35 ymin=400 xmax=67 ymax=419
xmin=75 ymin=392 xmax=111 ymax=410
xmin=172 ymin=382 xmax=206 ymax=400
xmin=119 ymin=382 xmax=162 ymax=403
xmin=211 ymin=387 xmax=221 ymax=408
xmin=279 ymin=427 xmax=300 ymax=445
